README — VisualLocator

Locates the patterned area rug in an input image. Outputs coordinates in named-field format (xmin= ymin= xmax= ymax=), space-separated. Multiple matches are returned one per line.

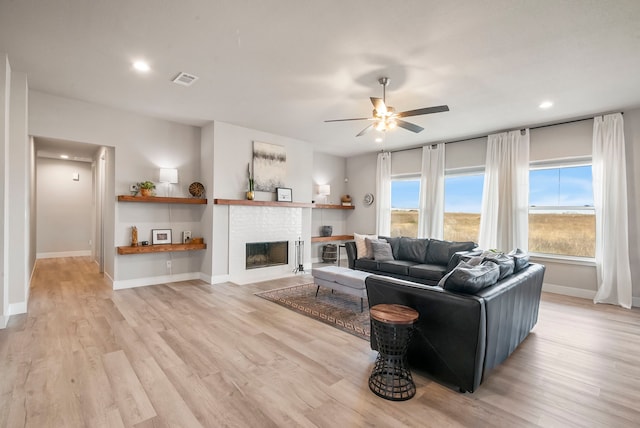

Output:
xmin=255 ymin=283 xmax=370 ymax=340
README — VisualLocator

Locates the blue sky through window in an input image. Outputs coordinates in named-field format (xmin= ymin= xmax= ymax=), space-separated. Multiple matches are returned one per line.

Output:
xmin=530 ymin=166 xmax=593 ymax=206
xmin=391 ymin=180 xmax=420 ymax=209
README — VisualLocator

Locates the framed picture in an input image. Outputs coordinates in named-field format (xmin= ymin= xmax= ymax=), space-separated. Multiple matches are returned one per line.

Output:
xmin=152 ymin=229 xmax=172 ymax=245
xmin=276 ymin=187 xmax=292 ymax=202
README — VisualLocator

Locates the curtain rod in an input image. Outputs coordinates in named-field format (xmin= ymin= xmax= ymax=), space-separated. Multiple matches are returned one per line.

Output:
xmin=389 ymin=111 xmax=623 ymax=154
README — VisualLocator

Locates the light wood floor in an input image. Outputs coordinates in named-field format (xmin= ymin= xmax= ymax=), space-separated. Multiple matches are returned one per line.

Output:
xmin=1 ymin=258 xmax=639 ymax=427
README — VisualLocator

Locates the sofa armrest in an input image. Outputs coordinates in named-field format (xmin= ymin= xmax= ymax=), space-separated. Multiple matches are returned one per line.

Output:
xmin=475 ymin=263 xmax=545 ymax=375
xmin=345 ymin=241 xmax=357 ymax=269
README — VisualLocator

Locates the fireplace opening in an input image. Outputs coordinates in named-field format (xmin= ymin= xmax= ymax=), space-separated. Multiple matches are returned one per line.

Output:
xmin=246 ymin=241 xmax=288 ymax=270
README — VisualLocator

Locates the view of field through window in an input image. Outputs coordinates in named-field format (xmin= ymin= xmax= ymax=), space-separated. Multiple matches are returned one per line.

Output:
xmin=390 ymin=164 xmax=595 ymax=258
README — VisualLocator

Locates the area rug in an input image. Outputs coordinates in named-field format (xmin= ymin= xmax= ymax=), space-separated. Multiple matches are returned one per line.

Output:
xmin=255 ymin=283 xmax=370 ymax=340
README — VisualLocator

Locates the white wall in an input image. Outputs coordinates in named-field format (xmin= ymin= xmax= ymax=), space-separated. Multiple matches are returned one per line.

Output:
xmin=209 ymin=121 xmax=313 ymax=281
xmin=8 ymin=71 xmax=29 ymax=314
xmin=36 ymin=158 xmax=93 ymax=257
xmin=29 ymin=91 xmax=202 ymax=287
xmin=345 ymin=152 xmax=378 ymax=235
xmin=0 ymin=54 xmax=9 ymax=327
xmin=623 ymin=108 xmax=640 ymax=300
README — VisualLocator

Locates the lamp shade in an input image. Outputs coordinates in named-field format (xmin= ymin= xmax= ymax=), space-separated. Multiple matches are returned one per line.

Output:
xmin=159 ymin=168 xmax=178 ymax=184
xmin=318 ymin=184 xmax=331 ymax=196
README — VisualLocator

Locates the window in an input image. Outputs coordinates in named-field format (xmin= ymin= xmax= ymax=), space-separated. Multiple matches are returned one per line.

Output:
xmin=444 ymin=173 xmax=484 ymax=242
xmin=529 ymin=162 xmax=595 ymax=257
xmin=390 ymin=177 xmax=420 ymax=237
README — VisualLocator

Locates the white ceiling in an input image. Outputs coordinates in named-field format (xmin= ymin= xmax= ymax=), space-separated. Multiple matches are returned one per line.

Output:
xmin=2 ymin=0 xmax=640 ymax=157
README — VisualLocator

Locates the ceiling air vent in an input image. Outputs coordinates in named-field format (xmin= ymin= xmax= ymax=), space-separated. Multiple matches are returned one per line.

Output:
xmin=172 ymin=72 xmax=199 ymax=87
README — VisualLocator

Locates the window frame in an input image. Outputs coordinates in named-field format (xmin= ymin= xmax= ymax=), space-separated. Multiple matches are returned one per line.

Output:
xmin=528 ymin=157 xmax=595 ymax=260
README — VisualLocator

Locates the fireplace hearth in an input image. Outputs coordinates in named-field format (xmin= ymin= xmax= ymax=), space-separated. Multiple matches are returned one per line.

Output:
xmin=246 ymin=241 xmax=288 ymax=270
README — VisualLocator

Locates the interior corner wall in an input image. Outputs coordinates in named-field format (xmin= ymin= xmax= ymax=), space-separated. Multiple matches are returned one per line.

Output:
xmin=0 ymin=53 xmax=10 ymax=327
xmin=8 ymin=71 xmax=28 ymax=312
xmin=623 ymin=107 xmax=640 ymax=301
xmin=200 ymin=121 xmax=215 ymax=282
xmin=345 ymin=152 xmax=378 ymax=235
xmin=211 ymin=121 xmax=314 ymax=280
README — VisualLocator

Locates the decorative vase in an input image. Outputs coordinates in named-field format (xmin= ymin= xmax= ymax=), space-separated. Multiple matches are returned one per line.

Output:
xmin=246 ymin=191 xmax=255 ymax=200
xmin=320 ymin=225 xmax=333 ymax=237
xmin=140 ymin=188 xmax=151 ymax=197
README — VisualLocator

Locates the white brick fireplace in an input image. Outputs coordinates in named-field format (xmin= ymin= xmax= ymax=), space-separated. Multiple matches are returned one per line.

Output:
xmin=228 ymin=205 xmax=303 ymax=284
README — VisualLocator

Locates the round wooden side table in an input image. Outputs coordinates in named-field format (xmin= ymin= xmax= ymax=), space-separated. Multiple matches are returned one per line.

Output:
xmin=368 ymin=304 xmax=419 ymax=401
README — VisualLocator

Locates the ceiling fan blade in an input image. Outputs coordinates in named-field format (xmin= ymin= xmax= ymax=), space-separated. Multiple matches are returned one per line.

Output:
xmin=324 ymin=117 xmax=370 ymax=122
xmin=395 ymin=119 xmax=424 ymax=133
xmin=356 ymin=124 xmax=374 ymax=137
xmin=397 ymin=105 xmax=449 ymax=118
xmin=370 ymin=97 xmax=387 ymax=115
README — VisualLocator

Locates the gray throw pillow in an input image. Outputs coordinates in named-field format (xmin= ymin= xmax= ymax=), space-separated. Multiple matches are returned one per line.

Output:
xmin=382 ymin=236 xmax=401 ymax=260
xmin=484 ymin=253 xmax=515 ymax=280
xmin=508 ymin=248 xmax=530 ymax=272
xmin=371 ymin=241 xmax=394 ymax=261
xmin=397 ymin=237 xmax=430 ymax=263
xmin=442 ymin=261 xmax=500 ymax=294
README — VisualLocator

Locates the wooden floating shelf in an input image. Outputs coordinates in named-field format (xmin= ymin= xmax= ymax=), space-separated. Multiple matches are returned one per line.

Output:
xmin=213 ymin=199 xmax=354 ymax=209
xmin=118 ymin=195 xmax=207 ymax=204
xmin=214 ymin=199 xmax=315 ymax=208
xmin=117 ymin=243 xmax=207 ymax=255
xmin=313 ymin=204 xmax=354 ymax=210
xmin=311 ymin=235 xmax=354 ymax=243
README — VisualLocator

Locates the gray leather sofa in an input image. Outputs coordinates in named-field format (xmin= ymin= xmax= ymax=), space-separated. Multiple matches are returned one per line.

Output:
xmin=345 ymin=237 xmax=476 ymax=285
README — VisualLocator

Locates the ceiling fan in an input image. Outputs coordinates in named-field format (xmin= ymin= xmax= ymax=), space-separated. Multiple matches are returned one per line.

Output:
xmin=325 ymin=77 xmax=449 ymax=137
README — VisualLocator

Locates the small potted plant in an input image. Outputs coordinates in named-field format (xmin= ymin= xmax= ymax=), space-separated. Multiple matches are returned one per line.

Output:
xmin=137 ymin=180 xmax=155 ymax=197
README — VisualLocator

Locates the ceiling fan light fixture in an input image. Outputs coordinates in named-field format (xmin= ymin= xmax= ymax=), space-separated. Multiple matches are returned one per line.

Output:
xmin=375 ymin=121 xmax=386 ymax=131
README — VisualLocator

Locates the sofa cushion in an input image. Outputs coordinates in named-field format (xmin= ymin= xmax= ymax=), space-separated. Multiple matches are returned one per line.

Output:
xmin=371 ymin=240 xmax=395 ymax=261
xmin=378 ymin=260 xmax=418 ymax=276
xmin=354 ymin=258 xmax=379 ymax=271
xmin=508 ymin=248 xmax=530 ymax=272
xmin=425 ymin=239 xmax=474 ymax=266
xmin=408 ymin=263 xmax=448 ymax=281
xmin=397 ymin=237 xmax=430 ymax=263
xmin=484 ymin=253 xmax=515 ymax=280
xmin=442 ymin=261 xmax=500 ymax=294
xmin=354 ymin=233 xmax=377 ymax=259
xmin=381 ymin=236 xmax=401 ymax=260
xmin=447 ymin=248 xmax=483 ymax=271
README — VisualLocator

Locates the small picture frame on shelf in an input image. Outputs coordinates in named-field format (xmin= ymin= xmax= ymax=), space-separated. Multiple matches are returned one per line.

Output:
xmin=152 ymin=229 xmax=172 ymax=245
xmin=276 ymin=187 xmax=292 ymax=202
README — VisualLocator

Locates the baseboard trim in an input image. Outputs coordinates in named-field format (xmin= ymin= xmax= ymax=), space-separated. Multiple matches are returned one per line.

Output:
xmin=542 ymin=282 xmax=596 ymax=300
xmin=199 ymin=273 xmax=213 ymax=284
xmin=113 ymin=272 xmax=202 ymax=290
xmin=212 ymin=274 xmax=230 ymax=284
xmin=8 ymin=302 xmax=27 ymax=316
xmin=36 ymin=250 xmax=92 ymax=259
xmin=0 ymin=315 xmax=7 ymax=329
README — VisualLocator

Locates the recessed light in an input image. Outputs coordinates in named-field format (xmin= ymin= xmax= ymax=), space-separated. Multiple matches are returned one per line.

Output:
xmin=60 ymin=155 xmax=69 ymax=159
xmin=375 ymin=137 xmax=383 ymax=143
xmin=133 ymin=60 xmax=150 ymax=73
xmin=539 ymin=101 xmax=553 ymax=109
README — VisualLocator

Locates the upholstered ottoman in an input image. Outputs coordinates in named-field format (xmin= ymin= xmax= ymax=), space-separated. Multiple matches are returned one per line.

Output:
xmin=311 ymin=266 xmax=371 ymax=311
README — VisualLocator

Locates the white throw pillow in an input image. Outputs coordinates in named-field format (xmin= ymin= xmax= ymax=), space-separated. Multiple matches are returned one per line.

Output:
xmin=354 ymin=233 xmax=378 ymax=259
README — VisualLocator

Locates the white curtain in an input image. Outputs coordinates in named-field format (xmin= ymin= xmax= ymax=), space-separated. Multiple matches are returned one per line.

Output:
xmin=418 ymin=144 xmax=445 ymax=239
xmin=376 ymin=151 xmax=392 ymax=236
xmin=592 ymin=113 xmax=632 ymax=309
xmin=478 ymin=129 xmax=529 ymax=251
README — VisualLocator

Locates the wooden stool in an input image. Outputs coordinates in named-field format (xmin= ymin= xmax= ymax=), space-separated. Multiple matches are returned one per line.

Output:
xmin=368 ymin=304 xmax=419 ymax=401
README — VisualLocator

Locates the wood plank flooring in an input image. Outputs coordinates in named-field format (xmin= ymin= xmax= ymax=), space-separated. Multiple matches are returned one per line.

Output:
xmin=1 ymin=257 xmax=639 ymax=427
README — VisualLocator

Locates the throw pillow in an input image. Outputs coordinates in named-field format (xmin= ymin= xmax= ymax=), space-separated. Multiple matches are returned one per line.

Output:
xmin=442 ymin=261 xmax=500 ymax=294
xmin=382 ymin=236 xmax=401 ymax=260
xmin=484 ymin=253 xmax=515 ymax=280
xmin=354 ymin=232 xmax=377 ymax=259
xmin=397 ymin=237 xmax=430 ymax=263
xmin=371 ymin=241 xmax=395 ymax=261
xmin=508 ymin=248 xmax=530 ymax=272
